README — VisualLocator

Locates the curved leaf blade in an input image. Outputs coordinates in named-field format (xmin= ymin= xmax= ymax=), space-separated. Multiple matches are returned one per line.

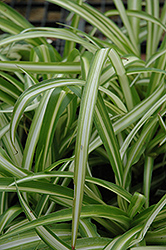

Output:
xmin=72 ymin=48 xmax=110 ymax=248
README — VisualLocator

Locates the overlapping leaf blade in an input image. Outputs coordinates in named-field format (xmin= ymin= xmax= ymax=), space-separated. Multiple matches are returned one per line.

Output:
xmin=0 ymin=0 xmax=166 ymax=249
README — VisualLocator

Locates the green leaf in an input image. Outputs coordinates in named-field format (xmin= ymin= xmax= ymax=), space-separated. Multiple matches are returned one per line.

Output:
xmin=0 ymin=205 xmax=22 ymax=234
xmin=0 ymin=2 xmax=46 ymax=45
xmin=109 ymin=48 xmax=134 ymax=110
xmin=35 ymin=88 xmax=74 ymax=171
xmin=47 ymin=0 xmax=136 ymax=54
xmin=114 ymin=83 xmax=164 ymax=135
xmin=0 ymin=204 xmax=130 ymax=241
xmin=0 ymin=112 xmax=22 ymax=167
xmin=72 ymin=48 xmax=110 ymax=248
xmin=131 ymin=247 xmax=166 ymax=250
xmin=79 ymin=218 xmax=99 ymax=238
xmin=127 ymin=192 xmax=146 ymax=218
xmin=0 ymin=71 xmax=24 ymax=92
xmin=63 ymin=0 xmax=83 ymax=58
xmin=3 ymin=170 xmax=132 ymax=204
xmin=0 ymin=29 xmax=96 ymax=52
xmin=94 ymin=92 xmax=123 ymax=187
xmin=0 ymin=147 xmax=26 ymax=178
xmin=143 ymin=157 xmax=154 ymax=208
xmin=132 ymin=194 xmax=166 ymax=246
xmin=121 ymin=112 xmax=163 ymax=189
xmin=0 ymin=61 xmax=81 ymax=74
xmin=103 ymin=225 xmax=142 ymax=250
xmin=15 ymin=182 xmax=71 ymax=250
xmin=10 ymin=78 xmax=84 ymax=148
xmin=105 ymin=10 xmax=166 ymax=33
xmin=128 ymin=0 xmax=142 ymax=48
xmin=22 ymin=90 xmax=54 ymax=171
xmin=0 ymin=2 xmax=32 ymax=29
xmin=112 ymin=0 xmax=139 ymax=55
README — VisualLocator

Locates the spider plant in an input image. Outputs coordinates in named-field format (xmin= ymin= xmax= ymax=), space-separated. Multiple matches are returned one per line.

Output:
xmin=0 ymin=0 xmax=166 ymax=249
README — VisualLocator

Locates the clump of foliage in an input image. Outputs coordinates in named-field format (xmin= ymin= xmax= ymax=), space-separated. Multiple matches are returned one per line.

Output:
xmin=0 ymin=0 xmax=166 ymax=249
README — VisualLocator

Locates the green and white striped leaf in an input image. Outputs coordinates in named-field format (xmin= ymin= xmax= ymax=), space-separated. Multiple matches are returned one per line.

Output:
xmin=47 ymin=0 xmax=136 ymax=54
xmin=0 ymin=205 xmax=22 ymax=234
xmin=0 ymin=204 xmax=130 ymax=241
xmin=10 ymin=78 xmax=84 ymax=148
xmin=143 ymin=156 xmax=154 ymax=208
xmin=127 ymin=192 xmax=146 ymax=218
xmin=72 ymin=48 xmax=109 ymax=248
xmin=103 ymin=225 xmax=142 ymax=250
xmin=0 ymin=61 xmax=81 ymax=74
xmin=15 ymin=183 xmax=71 ymax=250
xmin=0 ymin=29 xmax=96 ymax=52
xmin=35 ymin=88 xmax=74 ymax=171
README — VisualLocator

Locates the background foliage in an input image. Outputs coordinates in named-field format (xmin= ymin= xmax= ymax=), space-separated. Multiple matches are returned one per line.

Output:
xmin=0 ymin=0 xmax=166 ymax=249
